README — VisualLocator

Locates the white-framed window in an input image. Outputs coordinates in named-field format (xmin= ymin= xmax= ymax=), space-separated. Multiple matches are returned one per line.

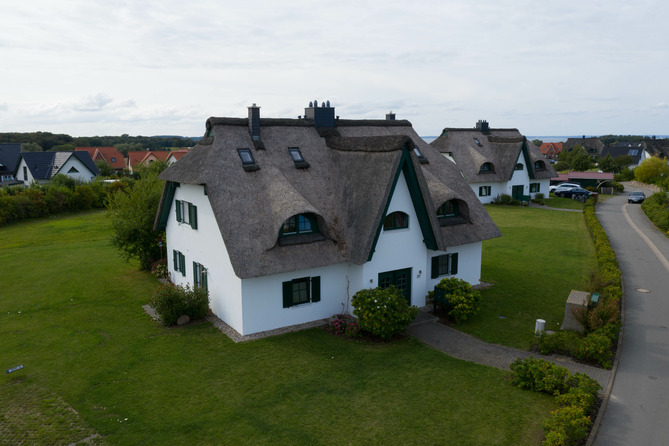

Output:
xmin=282 ymin=276 xmax=321 ymax=308
xmin=431 ymin=253 xmax=458 ymax=278
xmin=479 ymin=186 xmax=492 ymax=197
xmin=530 ymin=183 xmax=540 ymax=193
xmin=193 ymin=262 xmax=208 ymax=290
xmin=173 ymin=250 xmax=186 ymax=276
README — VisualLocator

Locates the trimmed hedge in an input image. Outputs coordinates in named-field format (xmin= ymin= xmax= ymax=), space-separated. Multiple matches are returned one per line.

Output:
xmin=641 ymin=192 xmax=669 ymax=235
xmin=0 ymin=176 xmax=119 ymax=226
xmin=510 ymin=357 xmax=601 ymax=445
xmin=538 ymin=197 xmax=621 ymax=368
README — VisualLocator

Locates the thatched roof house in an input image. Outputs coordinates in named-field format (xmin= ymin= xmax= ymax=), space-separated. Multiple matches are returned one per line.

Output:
xmin=430 ymin=120 xmax=557 ymax=203
xmin=155 ymin=102 xmax=500 ymax=337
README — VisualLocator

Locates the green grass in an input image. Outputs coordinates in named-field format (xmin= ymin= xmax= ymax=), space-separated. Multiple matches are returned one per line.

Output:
xmin=458 ymin=206 xmax=597 ymax=349
xmin=0 ymin=211 xmax=554 ymax=445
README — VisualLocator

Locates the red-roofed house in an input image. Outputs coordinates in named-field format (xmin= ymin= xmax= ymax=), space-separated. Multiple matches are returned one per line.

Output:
xmin=75 ymin=146 xmax=125 ymax=172
xmin=127 ymin=150 xmax=171 ymax=173
xmin=539 ymin=142 xmax=563 ymax=159
xmin=166 ymin=149 xmax=190 ymax=165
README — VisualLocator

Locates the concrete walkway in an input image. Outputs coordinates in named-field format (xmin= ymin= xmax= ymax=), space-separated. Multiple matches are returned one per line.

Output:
xmin=407 ymin=310 xmax=612 ymax=390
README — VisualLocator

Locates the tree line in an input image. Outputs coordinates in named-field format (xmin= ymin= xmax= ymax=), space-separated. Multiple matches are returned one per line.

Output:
xmin=0 ymin=132 xmax=198 ymax=153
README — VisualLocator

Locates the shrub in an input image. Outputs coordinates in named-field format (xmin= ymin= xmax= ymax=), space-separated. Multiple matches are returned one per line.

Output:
xmin=531 ymin=193 xmax=546 ymax=205
xmin=351 ymin=286 xmax=418 ymax=339
xmin=542 ymin=405 xmax=592 ymax=445
xmin=150 ymin=284 xmax=209 ymax=326
xmin=538 ymin=330 xmax=581 ymax=356
xmin=577 ymin=329 xmax=613 ymax=369
xmin=509 ymin=357 xmax=570 ymax=395
xmin=151 ymin=259 xmax=168 ymax=279
xmin=431 ymin=277 xmax=480 ymax=324
xmin=641 ymin=192 xmax=669 ymax=233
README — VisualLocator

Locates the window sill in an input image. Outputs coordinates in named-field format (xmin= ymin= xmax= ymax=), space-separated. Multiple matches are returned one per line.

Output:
xmin=278 ymin=233 xmax=326 ymax=246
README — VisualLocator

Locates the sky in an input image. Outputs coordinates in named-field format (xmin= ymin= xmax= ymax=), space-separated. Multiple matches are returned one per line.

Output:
xmin=2 ymin=0 xmax=668 ymax=138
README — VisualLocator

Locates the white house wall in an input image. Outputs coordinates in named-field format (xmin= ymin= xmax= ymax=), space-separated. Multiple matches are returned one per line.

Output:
xmin=167 ymin=183 xmax=244 ymax=333
xmin=16 ymin=159 xmax=34 ymax=185
xmin=240 ymin=263 xmax=353 ymax=335
xmin=470 ymin=181 xmax=506 ymax=204
xmin=56 ymin=156 xmax=96 ymax=183
xmin=471 ymin=153 xmax=551 ymax=203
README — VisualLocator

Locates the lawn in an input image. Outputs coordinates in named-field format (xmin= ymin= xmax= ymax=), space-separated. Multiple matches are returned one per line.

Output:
xmin=0 ymin=211 xmax=554 ymax=445
xmin=458 ymin=205 xmax=597 ymax=349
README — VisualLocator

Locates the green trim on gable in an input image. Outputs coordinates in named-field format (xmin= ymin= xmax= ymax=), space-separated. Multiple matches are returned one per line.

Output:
xmin=520 ymin=139 xmax=535 ymax=179
xmin=157 ymin=181 xmax=178 ymax=231
xmin=367 ymin=147 xmax=438 ymax=261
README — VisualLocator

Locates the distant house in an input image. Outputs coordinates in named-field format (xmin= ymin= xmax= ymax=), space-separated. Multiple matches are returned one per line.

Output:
xmin=0 ymin=143 xmax=22 ymax=185
xmin=599 ymin=145 xmax=645 ymax=169
xmin=430 ymin=120 xmax=558 ymax=203
xmin=564 ymin=137 xmax=605 ymax=158
xmin=642 ymin=138 xmax=669 ymax=161
xmin=154 ymin=102 xmax=501 ymax=337
xmin=166 ymin=149 xmax=190 ymax=165
xmin=553 ymin=171 xmax=614 ymax=189
xmin=16 ymin=151 xmax=99 ymax=186
xmin=75 ymin=146 xmax=126 ymax=172
xmin=539 ymin=142 xmax=563 ymax=160
xmin=127 ymin=150 xmax=171 ymax=173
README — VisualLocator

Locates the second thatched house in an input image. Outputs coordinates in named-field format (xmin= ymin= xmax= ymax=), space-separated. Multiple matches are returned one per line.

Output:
xmin=430 ymin=120 xmax=557 ymax=203
xmin=154 ymin=102 xmax=501 ymax=337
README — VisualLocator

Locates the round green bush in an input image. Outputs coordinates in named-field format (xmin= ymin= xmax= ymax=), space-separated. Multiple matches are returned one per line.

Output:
xmin=351 ymin=286 xmax=418 ymax=339
xmin=432 ymin=277 xmax=480 ymax=324
xmin=150 ymin=284 xmax=209 ymax=326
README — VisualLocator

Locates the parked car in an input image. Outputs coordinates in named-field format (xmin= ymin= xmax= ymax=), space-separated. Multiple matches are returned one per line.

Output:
xmin=552 ymin=183 xmax=580 ymax=195
xmin=557 ymin=187 xmax=592 ymax=199
xmin=628 ymin=191 xmax=646 ymax=203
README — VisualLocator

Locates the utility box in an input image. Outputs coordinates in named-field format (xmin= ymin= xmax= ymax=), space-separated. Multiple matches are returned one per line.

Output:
xmin=561 ymin=290 xmax=590 ymax=333
xmin=535 ymin=319 xmax=546 ymax=335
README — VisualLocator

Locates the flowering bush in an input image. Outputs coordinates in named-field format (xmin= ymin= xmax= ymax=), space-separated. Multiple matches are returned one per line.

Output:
xmin=430 ymin=277 xmax=480 ymax=324
xmin=328 ymin=314 xmax=361 ymax=338
xmin=151 ymin=259 xmax=168 ymax=279
xmin=352 ymin=286 xmax=418 ymax=340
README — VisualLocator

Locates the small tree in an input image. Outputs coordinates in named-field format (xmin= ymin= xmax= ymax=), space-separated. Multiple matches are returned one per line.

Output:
xmin=635 ymin=155 xmax=669 ymax=185
xmin=107 ymin=169 xmax=165 ymax=270
xmin=96 ymin=160 xmax=115 ymax=177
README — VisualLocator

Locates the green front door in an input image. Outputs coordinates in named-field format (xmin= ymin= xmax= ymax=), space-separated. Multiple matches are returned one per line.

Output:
xmin=378 ymin=268 xmax=412 ymax=304
xmin=512 ymin=185 xmax=524 ymax=200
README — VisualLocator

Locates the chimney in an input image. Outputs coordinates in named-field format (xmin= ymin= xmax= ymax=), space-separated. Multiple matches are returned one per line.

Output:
xmin=304 ymin=100 xmax=335 ymax=127
xmin=248 ymin=103 xmax=260 ymax=140
xmin=476 ymin=119 xmax=490 ymax=133
xmin=386 ymin=111 xmax=396 ymax=120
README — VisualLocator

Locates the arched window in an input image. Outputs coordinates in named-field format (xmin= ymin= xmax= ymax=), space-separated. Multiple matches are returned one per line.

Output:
xmin=437 ymin=200 xmax=459 ymax=218
xmin=280 ymin=213 xmax=318 ymax=237
xmin=383 ymin=211 xmax=409 ymax=230
xmin=479 ymin=162 xmax=494 ymax=173
xmin=534 ymin=160 xmax=546 ymax=170
xmin=515 ymin=163 xmax=523 ymax=170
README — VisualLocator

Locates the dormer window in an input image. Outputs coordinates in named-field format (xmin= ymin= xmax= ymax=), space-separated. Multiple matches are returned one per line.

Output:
xmin=383 ymin=211 xmax=409 ymax=230
xmin=479 ymin=162 xmax=494 ymax=173
xmin=238 ymin=148 xmax=260 ymax=171
xmin=413 ymin=148 xmax=428 ymax=164
xmin=278 ymin=213 xmax=325 ymax=246
xmin=437 ymin=199 xmax=468 ymax=226
xmin=515 ymin=163 xmax=523 ymax=170
xmin=281 ymin=214 xmax=318 ymax=236
xmin=533 ymin=160 xmax=546 ymax=170
xmin=437 ymin=201 xmax=459 ymax=218
xmin=288 ymin=147 xmax=310 ymax=169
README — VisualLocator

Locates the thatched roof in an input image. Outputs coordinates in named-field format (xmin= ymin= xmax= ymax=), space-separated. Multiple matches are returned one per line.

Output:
xmin=643 ymin=139 xmax=669 ymax=159
xmin=156 ymin=111 xmax=500 ymax=279
xmin=430 ymin=127 xmax=557 ymax=182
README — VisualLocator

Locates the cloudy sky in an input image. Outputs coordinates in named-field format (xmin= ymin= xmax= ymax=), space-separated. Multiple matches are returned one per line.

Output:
xmin=2 ymin=0 xmax=668 ymax=138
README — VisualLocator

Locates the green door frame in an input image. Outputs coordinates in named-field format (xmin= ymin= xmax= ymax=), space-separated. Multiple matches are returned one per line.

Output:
xmin=378 ymin=268 xmax=412 ymax=304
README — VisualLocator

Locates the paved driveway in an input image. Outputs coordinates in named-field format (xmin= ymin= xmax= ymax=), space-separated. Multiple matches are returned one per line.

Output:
xmin=593 ymin=187 xmax=669 ymax=445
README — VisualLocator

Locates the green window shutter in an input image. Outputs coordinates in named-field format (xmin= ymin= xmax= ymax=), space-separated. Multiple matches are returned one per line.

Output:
xmin=450 ymin=253 xmax=458 ymax=275
xmin=175 ymin=200 xmax=182 ymax=222
xmin=189 ymin=203 xmax=198 ymax=229
xmin=173 ymin=250 xmax=177 ymax=269
xmin=193 ymin=262 xmax=199 ymax=287
xmin=202 ymin=268 xmax=208 ymax=291
xmin=431 ymin=256 xmax=439 ymax=279
xmin=311 ymin=276 xmax=321 ymax=302
xmin=180 ymin=252 xmax=186 ymax=276
xmin=282 ymin=281 xmax=293 ymax=308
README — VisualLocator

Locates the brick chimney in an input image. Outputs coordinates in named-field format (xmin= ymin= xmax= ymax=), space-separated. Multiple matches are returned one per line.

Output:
xmin=476 ymin=119 xmax=490 ymax=133
xmin=248 ymin=103 xmax=260 ymax=140
xmin=304 ymin=100 xmax=335 ymax=127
